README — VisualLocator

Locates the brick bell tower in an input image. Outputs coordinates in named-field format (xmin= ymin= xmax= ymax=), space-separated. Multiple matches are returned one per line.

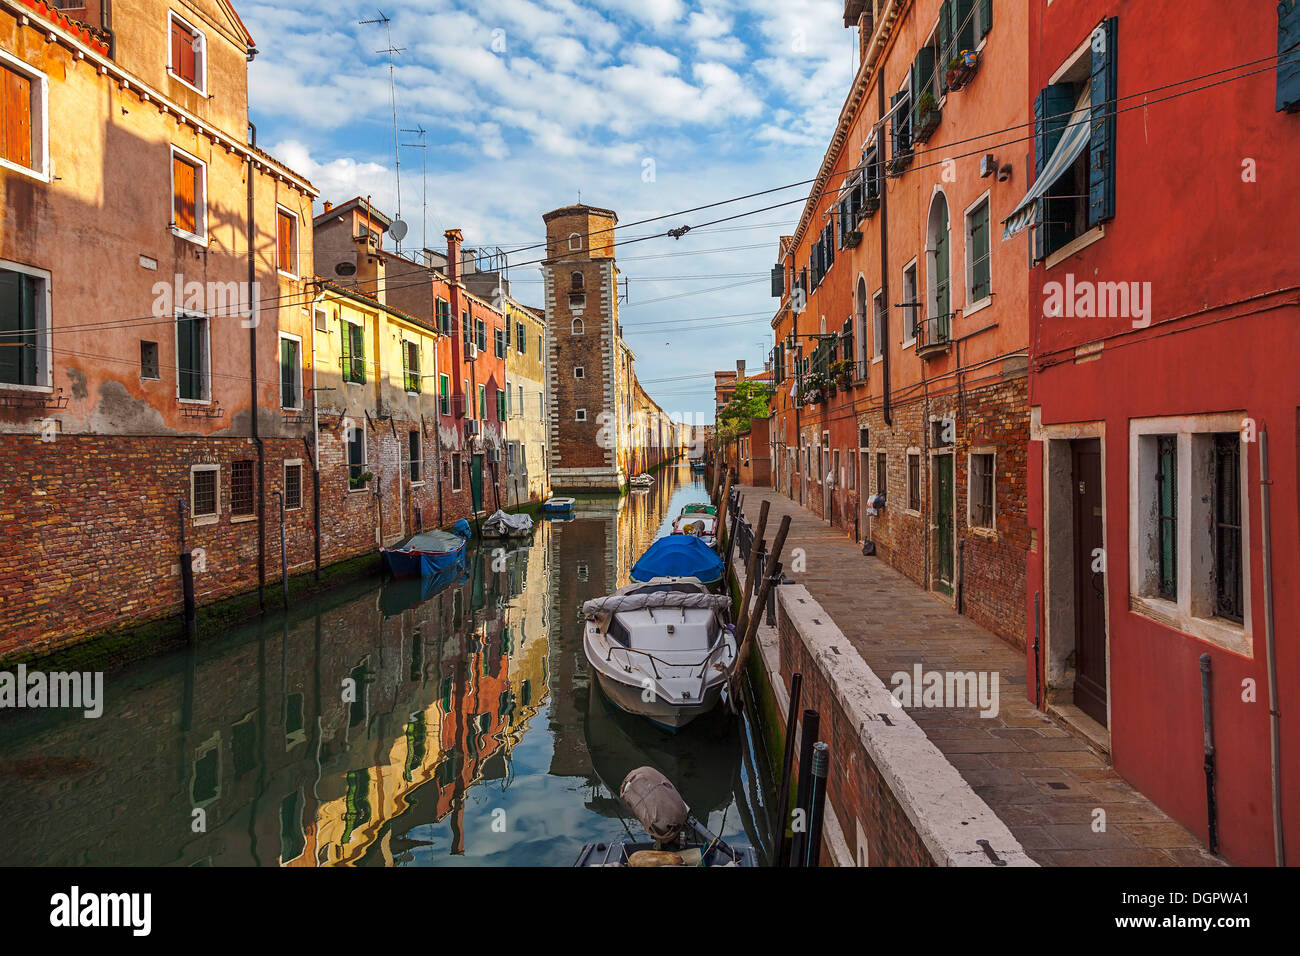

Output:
xmin=541 ymin=204 xmax=625 ymax=491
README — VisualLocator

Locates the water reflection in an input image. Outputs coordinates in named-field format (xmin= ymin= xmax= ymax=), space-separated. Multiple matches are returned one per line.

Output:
xmin=0 ymin=463 xmax=772 ymax=867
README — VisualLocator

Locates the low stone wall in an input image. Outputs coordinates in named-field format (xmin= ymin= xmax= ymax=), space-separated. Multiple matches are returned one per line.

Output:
xmin=736 ymin=561 xmax=1035 ymax=867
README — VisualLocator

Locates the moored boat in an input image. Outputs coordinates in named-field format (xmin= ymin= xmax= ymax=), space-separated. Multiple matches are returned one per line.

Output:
xmin=690 ymin=460 xmax=707 ymax=474
xmin=582 ymin=579 xmax=736 ymax=731
xmin=680 ymin=503 xmax=717 ymax=517
xmin=380 ymin=521 xmax=472 ymax=579
xmin=671 ymin=512 xmax=718 ymax=549
xmin=630 ymin=535 xmax=724 ymax=588
xmin=628 ymin=473 xmax=655 ymax=487
xmin=542 ymin=496 xmax=576 ymax=514
xmin=481 ymin=509 xmax=535 ymax=538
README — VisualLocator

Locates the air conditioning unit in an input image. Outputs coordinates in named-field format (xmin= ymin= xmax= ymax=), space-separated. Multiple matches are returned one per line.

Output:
xmin=465 ymin=342 xmax=478 ymax=361
xmin=465 ymin=421 xmax=480 ymax=436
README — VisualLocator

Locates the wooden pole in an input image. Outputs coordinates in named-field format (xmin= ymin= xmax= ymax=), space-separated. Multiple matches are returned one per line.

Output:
xmin=730 ymin=514 xmax=791 ymax=696
xmin=717 ymin=467 xmax=733 ymax=533
xmin=735 ymin=499 xmax=770 ymax=639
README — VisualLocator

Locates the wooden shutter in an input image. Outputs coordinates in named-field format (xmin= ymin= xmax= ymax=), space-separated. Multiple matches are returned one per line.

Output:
xmin=1088 ymin=17 xmax=1118 ymax=227
xmin=938 ymin=1 xmax=953 ymax=72
xmin=0 ymin=65 xmax=32 ymax=169
xmin=953 ymin=0 xmax=976 ymax=53
xmin=978 ymin=0 xmax=993 ymax=40
xmin=277 ymin=210 xmax=294 ymax=273
xmin=340 ymin=319 xmax=353 ymax=381
xmin=1280 ymin=1 xmax=1300 ymax=112
xmin=171 ymin=19 xmax=198 ymax=86
xmin=351 ymin=323 xmax=366 ymax=383
xmin=1032 ymin=84 xmax=1075 ymax=262
xmin=173 ymin=155 xmax=197 ymax=235
xmin=912 ymin=46 xmax=935 ymax=125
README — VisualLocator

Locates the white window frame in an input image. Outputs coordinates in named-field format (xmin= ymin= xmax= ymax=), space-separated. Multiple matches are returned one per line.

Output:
xmin=1129 ymin=414 xmax=1252 ymax=656
xmin=871 ymin=289 xmax=886 ymax=363
xmin=905 ymin=448 xmax=922 ymax=514
xmin=190 ymin=463 xmax=220 ymax=525
xmin=346 ymin=417 xmax=368 ymax=493
xmin=169 ymin=144 xmax=209 ymax=246
xmin=963 ymin=190 xmax=994 ymax=317
xmin=568 ymin=232 xmax=582 ymax=251
xmin=175 ymin=309 xmax=211 ymax=405
xmin=574 ymin=366 xmax=584 ymax=379
xmin=278 ymin=331 xmax=303 ymax=410
xmin=283 ymin=459 xmax=304 ymax=512
xmin=409 ymin=429 xmax=423 ymax=486
xmin=167 ymin=10 xmax=209 ymax=96
xmin=572 ymin=318 xmax=585 ymax=335
xmin=276 ymin=204 xmax=300 ymax=279
xmin=967 ymin=447 xmax=997 ymax=534
xmin=0 ymin=259 xmax=53 ymax=391
xmin=576 ymin=408 xmax=587 ymax=422
xmin=0 ymin=50 xmax=50 ymax=182
xmin=901 ymin=259 xmax=919 ymax=348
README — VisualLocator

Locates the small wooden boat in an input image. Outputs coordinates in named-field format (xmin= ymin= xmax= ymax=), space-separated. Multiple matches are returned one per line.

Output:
xmin=672 ymin=513 xmax=717 ymax=549
xmin=481 ymin=510 xmax=535 ymax=539
xmin=628 ymin=473 xmax=655 ymax=488
xmin=582 ymin=580 xmax=736 ymax=731
xmin=574 ymin=767 xmax=758 ymax=867
xmin=680 ymin=503 xmax=717 ymax=518
xmin=542 ymin=496 xmax=576 ymax=514
xmin=690 ymin=460 xmax=707 ymax=474
xmin=380 ymin=522 xmax=472 ymax=579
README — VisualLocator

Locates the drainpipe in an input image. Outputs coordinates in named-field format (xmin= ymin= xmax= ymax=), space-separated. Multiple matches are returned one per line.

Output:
xmin=101 ymin=0 xmax=116 ymax=58
xmin=1259 ymin=428 xmax=1285 ymax=866
xmin=876 ymin=80 xmax=892 ymax=428
xmin=309 ymin=289 xmax=325 ymax=580
xmin=248 ymin=121 xmax=265 ymax=611
xmin=1200 ymin=653 xmax=1218 ymax=855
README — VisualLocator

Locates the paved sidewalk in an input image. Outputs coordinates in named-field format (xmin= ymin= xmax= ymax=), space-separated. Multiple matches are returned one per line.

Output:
xmin=737 ymin=486 xmax=1223 ymax=867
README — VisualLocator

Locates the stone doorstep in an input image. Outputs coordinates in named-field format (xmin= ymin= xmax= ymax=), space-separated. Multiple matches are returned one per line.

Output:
xmin=739 ymin=562 xmax=1035 ymax=868
xmin=1046 ymin=701 xmax=1113 ymax=757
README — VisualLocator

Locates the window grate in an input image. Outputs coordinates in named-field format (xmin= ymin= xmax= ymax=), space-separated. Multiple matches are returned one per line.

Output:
xmin=1213 ymin=434 xmax=1243 ymax=622
xmin=1156 ymin=435 xmax=1177 ymax=600
xmin=284 ymin=464 xmax=302 ymax=511
xmin=193 ymin=469 xmax=217 ymax=517
xmin=231 ymin=460 xmax=255 ymax=516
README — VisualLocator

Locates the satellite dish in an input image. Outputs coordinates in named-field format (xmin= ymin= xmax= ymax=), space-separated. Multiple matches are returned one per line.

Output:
xmin=335 ymin=262 xmax=357 ymax=277
xmin=389 ymin=218 xmax=409 ymax=243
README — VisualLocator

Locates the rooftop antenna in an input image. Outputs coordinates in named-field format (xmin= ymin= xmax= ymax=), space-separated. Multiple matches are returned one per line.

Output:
xmin=401 ymin=124 xmax=428 ymax=255
xmin=360 ymin=11 xmax=406 ymax=251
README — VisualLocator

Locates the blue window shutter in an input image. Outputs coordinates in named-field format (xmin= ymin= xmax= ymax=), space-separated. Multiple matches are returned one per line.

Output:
xmin=1279 ymin=0 xmax=1300 ymax=112
xmin=1088 ymin=16 xmax=1118 ymax=227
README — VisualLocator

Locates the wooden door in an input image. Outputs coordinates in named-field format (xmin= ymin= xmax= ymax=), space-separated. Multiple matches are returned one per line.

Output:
xmin=1072 ymin=440 xmax=1108 ymax=726
xmin=933 ymin=453 xmax=954 ymax=596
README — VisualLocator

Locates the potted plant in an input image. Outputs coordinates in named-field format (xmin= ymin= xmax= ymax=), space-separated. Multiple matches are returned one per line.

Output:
xmin=913 ymin=91 xmax=942 ymax=143
xmin=945 ymin=50 xmax=980 ymax=91
xmin=831 ymin=359 xmax=856 ymax=389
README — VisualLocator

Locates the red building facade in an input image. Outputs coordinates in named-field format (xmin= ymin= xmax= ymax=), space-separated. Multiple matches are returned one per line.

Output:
xmin=1020 ymin=0 xmax=1300 ymax=865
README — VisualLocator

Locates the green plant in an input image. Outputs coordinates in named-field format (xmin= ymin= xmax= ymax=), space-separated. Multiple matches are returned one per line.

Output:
xmin=917 ymin=90 xmax=938 ymax=114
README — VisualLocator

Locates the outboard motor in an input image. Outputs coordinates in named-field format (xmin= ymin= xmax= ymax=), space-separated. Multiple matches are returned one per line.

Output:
xmin=620 ymin=767 xmax=689 ymax=847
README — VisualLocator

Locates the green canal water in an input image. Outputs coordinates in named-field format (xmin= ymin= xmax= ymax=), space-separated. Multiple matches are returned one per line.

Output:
xmin=0 ymin=462 xmax=774 ymax=867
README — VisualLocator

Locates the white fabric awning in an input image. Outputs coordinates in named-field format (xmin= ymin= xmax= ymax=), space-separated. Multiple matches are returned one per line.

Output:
xmin=1003 ymin=88 xmax=1092 ymax=240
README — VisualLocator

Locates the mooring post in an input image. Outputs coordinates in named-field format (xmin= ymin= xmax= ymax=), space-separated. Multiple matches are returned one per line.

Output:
xmin=805 ymin=741 xmax=830 ymax=868
xmin=789 ymin=707 xmax=820 ymax=867
xmin=773 ymin=671 xmax=803 ymax=867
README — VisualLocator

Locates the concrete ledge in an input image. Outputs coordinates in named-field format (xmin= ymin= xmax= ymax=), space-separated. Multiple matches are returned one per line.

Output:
xmin=736 ymin=560 xmax=1035 ymax=867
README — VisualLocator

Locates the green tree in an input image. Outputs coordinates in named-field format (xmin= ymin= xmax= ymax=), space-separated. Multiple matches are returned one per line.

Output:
xmin=717 ymin=380 xmax=775 ymax=443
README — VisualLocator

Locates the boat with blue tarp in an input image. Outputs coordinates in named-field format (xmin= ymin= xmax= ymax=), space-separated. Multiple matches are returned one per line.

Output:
xmin=380 ymin=520 xmax=472 ymax=578
xmin=630 ymin=535 xmax=724 ymax=588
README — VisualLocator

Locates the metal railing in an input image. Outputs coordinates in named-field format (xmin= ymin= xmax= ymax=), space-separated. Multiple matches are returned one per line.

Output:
xmin=727 ymin=490 xmax=781 ymax=628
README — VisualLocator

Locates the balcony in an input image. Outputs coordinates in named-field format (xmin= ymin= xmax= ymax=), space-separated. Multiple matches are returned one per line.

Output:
xmin=913 ymin=104 xmax=942 ymax=144
xmin=916 ymin=313 xmax=953 ymax=359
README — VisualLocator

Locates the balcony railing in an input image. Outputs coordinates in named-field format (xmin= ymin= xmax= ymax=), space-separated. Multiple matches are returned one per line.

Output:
xmin=916 ymin=313 xmax=954 ymax=358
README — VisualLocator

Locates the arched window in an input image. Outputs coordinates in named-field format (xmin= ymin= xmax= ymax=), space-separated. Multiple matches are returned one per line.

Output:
xmin=925 ymin=192 xmax=951 ymax=343
xmin=855 ymin=277 xmax=868 ymax=371
xmin=570 ymin=271 xmax=584 ymax=291
xmin=572 ymin=318 xmax=585 ymax=335
xmin=568 ymin=233 xmax=582 ymax=251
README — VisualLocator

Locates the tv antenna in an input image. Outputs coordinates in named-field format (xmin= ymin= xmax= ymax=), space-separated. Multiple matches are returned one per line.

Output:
xmin=401 ymin=124 xmax=428 ymax=255
xmin=360 ymin=11 xmax=406 ymax=249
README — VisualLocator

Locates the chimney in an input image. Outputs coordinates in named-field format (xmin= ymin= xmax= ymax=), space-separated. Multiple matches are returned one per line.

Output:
xmin=444 ymin=229 xmax=464 ymax=283
xmin=323 ymin=200 xmax=333 ymax=213
xmin=736 ymin=360 xmax=746 ymax=380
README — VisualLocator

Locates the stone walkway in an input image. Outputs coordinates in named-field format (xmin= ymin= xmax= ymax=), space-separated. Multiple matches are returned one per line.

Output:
xmin=736 ymin=485 xmax=1224 ymax=867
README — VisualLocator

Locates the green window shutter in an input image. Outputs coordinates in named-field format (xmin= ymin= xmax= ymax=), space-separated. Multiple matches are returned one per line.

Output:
xmin=0 ymin=271 xmax=37 ymax=386
xmin=978 ymin=0 xmax=993 ymax=40
xmin=178 ymin=315 xmax=203 ymax=399
xmin=1280 ymin=1 xmax=1300 ymax=112
xmin=938 ymin=1 xmax=953 ymax=88
xmin=340 ymin=320 xmax=353 ymax=381
xmin=281 ymin=338 xmax=295 ymax=407
xmin=1088 ymin=16 xmax=1118 ymax=227
xmin=771 ymin=265 xmax=784 ymax=297
xmin=401 ymin=338 xmax=410 ymax=388
xmin=953 ymin=0 xmax=976 ymax=54
xmin=440 ymin=375 xmax=449 ymax=414
xmin=912 ymin=47 xmax=936 ymax=126
xmin=353 ymin=324 xmax=367 ymax=384
xmin=970 ymin=201 xmax=991 ymax=299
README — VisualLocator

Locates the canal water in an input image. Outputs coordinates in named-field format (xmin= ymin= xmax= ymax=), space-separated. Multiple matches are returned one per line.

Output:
xmin=0 ymin=462 xmax=774 ymax=867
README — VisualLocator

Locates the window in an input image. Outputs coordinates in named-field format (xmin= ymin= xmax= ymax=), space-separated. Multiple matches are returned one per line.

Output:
xmin=439 ymin=374 xmax=450 ymax=415
xmin=1212 ymin=434 xmax=1243 ymax=623
xmin=284 ymin=462 xmax=303 ymax=511
xmin=832 ymin=450 xmax=840 ymax=488
xmin=341 ymin=319 xmax=366 ymax=384
xmin=538 ymin=392 xmax=544 ymax=419
xmin=0 ymin=263 xmax=49 ymax=388
xmin=140 ymin=341 xmax=160 ymax=380
xmin=907 ymin=452 xmax=921 ymax=511
xmin=463 ymin=378 xmax=470 ymax=417
xmin=176 ymin=312 xmax=209 ymax=402
xmin=568 ymin=233 xmax=582 ymax=251
xmin=1280 ymin=0 xmax=1300 ymax=111
xmin=274 ymin=208 xmax=298 ymax=277
xmin=475 ymin=318 xmax=487 ymax=353
xmin=478 ymin=384 xmax=486 ymax=419
xmin=402 ymin=339 xmax=421 ymax=393
xmin=970 ymin=451 xmax=995 ymax=529
xmin=409 ymin=430 xmax=422 ymax=483
xmin=872 ymin=290 xmax=886 ymax=359
xmin=538 ymin=333 xmax=544 ymax=355
xmin=576 ymin=408 xmax=587 ymax=422
xmin=505 ymin=381 xmax=512 ymax=418
xmin=347 ymin=421 xmax=367 ymax=490
xmin=314 ymin=308 xmax=329 ymax=333
xmin=171 ymin=148 xmax=206 ymax=243
xmin=966 ymin=196 xmax=992 ymax=305
xmin=191 ymin=465 xmax=219 ymax=521
xmin=0 ymin=54 xmax=47 ymax=179
xmin=451 ymin=452 xmax=463 ymax=491
xmin=461 ymin=311 xmax=472 ymax=348
xmin=436 ymin=298 xmax=451 ymax=336
xmin=168 ymin=12 xmax=206 ymax=92
xmin=571 ymin=271 xmax=585 ymax=290
xmin=570 ymin=292 xmax=586 ymax=309
xmin=890 ymin=81 xmax=913 ymax=165
xmin=876 ymin=452 xmax=887 ymax=497
xmin=901 ymin=262 xmax=920 ymax=343
xmin=496 ymin=387 xmax=506 ymax=422
xmin=517 ymin=386 xmax=523 ymax=418
xmin=494 ymin=327 xmax=506 ymax=359
xmin=279 ymin=334 xmax=302 ymax=409
xmin=516 ymin=322 xmax=526 ymax=353
xmin=572 ymin=318 xmax=585 ymax=335
xmin=847 ymin=451 xmax=855 ymax=490
xmin=859 ymin=427 xmax=870 ymax=450
xmin=231 ymin=460 xmax=255 ymax=517
xmin=574 ymin=366 xmax=584 ymax=380
xmin=1155 ymin=435 xmax=1177 ymax=600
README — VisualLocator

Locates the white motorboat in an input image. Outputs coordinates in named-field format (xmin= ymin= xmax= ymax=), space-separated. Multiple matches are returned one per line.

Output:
xmin=671 ymin=513 xmax=718 ymax=549
xmin=481 ymin=509 xmax=535 ymax=538
xmin=582 ymin=579 xmax=736 ymax=732
xmin=628 ymin=473 xmax=655 ymax=488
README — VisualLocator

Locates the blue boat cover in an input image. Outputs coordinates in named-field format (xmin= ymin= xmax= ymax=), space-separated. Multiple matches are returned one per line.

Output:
xmin=630 ymin=535 xmax=724 ymax=585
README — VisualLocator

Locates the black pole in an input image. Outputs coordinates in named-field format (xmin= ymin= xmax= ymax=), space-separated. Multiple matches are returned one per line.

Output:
xmin=788 ymin=707 xmax=820 ymax=867
xmin=1200 ymin=653 xmax=1218 ymax=854
xmin=274 ymin=491 xmax=288 ymax=609
xmin=304 ymin=436 xmax=321 ymax=582
xmin=178 ymin=498 xmax=196 ymax=641
xmin=805 ymin=741 xmax=830 ymax=868
xmin=773 ymin=672 xmax=802 ymax=867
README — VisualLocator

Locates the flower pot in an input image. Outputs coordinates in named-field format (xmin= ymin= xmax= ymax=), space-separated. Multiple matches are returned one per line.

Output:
xmin=913 ymin=108 xmax=942 ymax=144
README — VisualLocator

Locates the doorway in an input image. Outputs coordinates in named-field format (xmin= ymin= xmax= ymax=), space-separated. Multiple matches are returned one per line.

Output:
xmin=471 ymin=453 xmax=484 ymax=515
xmin=1071 ymin=439 xmax=1108 ymax=726
xmin=932 ymin=452 xmax=954 ymax=596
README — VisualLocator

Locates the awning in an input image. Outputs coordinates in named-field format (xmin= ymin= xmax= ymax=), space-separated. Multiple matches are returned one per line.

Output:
xmin=1002 ymin=88 xmax=1092 ymax=240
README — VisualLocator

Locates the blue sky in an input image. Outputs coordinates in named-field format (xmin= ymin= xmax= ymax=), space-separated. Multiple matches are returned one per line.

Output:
xmin=242 ymin=0 xmax=854 ymax=420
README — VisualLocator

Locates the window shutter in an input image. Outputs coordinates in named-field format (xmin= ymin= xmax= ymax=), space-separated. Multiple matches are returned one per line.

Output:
xmin=401 ymin=337 xmax=410 ymax=387
xmin=277 ymin=211 xmax=293 ymax=273
xmin=340 ymin=320 xmax=353 ymax=380
xmin=353 ymin=325 xmax=366 ymax=383
xmin=771 ymin=265 xmax=785 ymax=298
xmin=173 ymin=156 xmax=197 ymax=234
xmin=953 ymin=0 xmax=976 ymax=54
xmin=281 ymin=338 xmax=295 ymax=407
xmin=938 ymin=1 xmax=953 ymax=91
xmin=1032 ymin=84 xmax=1074 ymax=262
xmin=912 ymin=47 xmax=936 ymax=125
xmin=979 ymin=0 xmax=993 ymax=41
xmin=1088 ymin=16 xmax=1118 ymax=227
xmin=0 ymin=65 xmax=32 ymax=169
xmin=1277 ymin=0 xmax=1300 ymax=112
